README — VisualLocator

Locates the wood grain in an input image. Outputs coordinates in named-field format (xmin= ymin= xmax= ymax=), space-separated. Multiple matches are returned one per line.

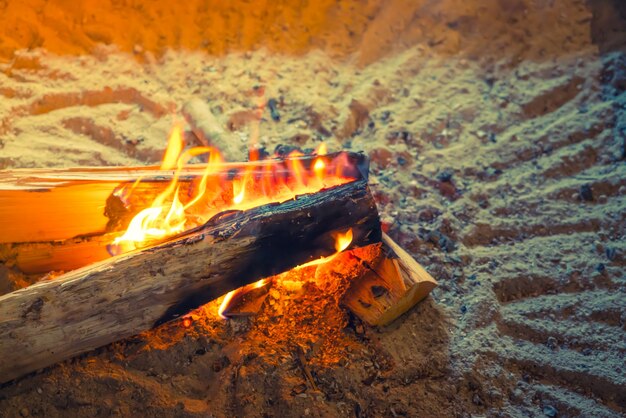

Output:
xmin=342 ymin=232 xmax=437 ymax=326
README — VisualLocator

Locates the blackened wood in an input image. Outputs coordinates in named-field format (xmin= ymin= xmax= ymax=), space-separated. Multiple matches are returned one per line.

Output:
xmin=0 ymin=178 xmax=380 ymax=384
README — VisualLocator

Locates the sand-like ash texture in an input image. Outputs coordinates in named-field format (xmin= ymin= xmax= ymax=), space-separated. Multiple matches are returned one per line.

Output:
xmin=1 ymin=0 xmax=625 ymax=417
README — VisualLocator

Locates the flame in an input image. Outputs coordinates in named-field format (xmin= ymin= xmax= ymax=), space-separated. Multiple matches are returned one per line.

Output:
xmin=294 ymin=228 xmax=354 ymax=269
xmin=334 ymin=228 xmax=353 ymax=252
xmin=113 ymin=190 xmax=186 ymax=250
xmin=108 ymin=140 xmax=225 ymax=254
xmin=218 ymin=228 xmax=353 ymax=318
xmin=107 ymin=118 xmax=360 ymax=321
xmin=218 ymin=278 xmax=269 ymax=319
xmin=109 ymin=120 xmax=356 ymax=256
xmin=161 ymin=123 xmax=184 ymax=170
xmin=218 ymin=292 xmax=234 ymax=318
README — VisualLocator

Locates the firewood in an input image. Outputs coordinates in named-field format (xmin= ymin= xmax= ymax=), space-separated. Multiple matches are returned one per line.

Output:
xmin=0 ymin=234 xmax=114 ymax=275
xmin=0 ymin=178 xmax=380 ymax=384
xmin=0 ymin=151 xmax=363 ymax=246
xmin=182 ymin=98 xmax=245 ymax=161
xmin=342 ymin=233 xmax=437 ymax=326
xmin=0 ymin=163 xmax=264 ymax=244
xmin=0 ymin=165 xmax=193 ymax=244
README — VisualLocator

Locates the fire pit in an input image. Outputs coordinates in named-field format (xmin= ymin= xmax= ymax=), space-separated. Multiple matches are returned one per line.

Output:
xmin=0 ymin=129 xmax=436 ymax=384
xmin=1 ymin=1 xmax=625 ymax=417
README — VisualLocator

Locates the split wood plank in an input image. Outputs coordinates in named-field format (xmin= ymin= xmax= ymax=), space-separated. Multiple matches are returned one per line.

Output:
xmin=342 ymin=232 xmax=437 ymax=326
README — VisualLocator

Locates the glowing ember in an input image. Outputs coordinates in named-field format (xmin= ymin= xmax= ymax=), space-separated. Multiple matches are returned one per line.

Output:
xmin=218 ymin=228 xmax=354 ymax=319
xmin=294 ymin=228 xmax=354 ymax=269
xmin=108 ymin=124 xmax=357 ymax=255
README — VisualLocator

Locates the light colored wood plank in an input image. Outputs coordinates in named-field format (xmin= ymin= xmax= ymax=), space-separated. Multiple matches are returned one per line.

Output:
xmin=342 ymin=233 xmax=437 ymax=326
xmin=0 ymin=151 xmax=365 ymax=244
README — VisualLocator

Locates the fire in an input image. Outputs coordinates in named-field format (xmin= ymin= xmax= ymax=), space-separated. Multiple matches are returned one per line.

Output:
xmin=108 ymin=124 xmax=356 ymax=255
xmin=218 ymin=278 xmax=269 ymax=319
xmin=109 ymin=134 xmax=225 ymax=253
xmin=335 ymin=228 xmax=353 ymax=252
xmin=104 ymin=113 xmax=361 ymax=321
xmin=294 ymin=228 xmax=354 ymax=269
xmin=160 ymin=123 xmax=184 ymax=170
xmin=217 ymin=227 xmax=353 ymax=319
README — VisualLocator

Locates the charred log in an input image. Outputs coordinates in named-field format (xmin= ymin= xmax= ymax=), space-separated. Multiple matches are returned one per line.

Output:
xmin=0 ymin=152 xmax=368 ymax=274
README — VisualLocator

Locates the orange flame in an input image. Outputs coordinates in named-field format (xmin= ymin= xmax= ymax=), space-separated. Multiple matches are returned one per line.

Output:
xmin=109 ymin=121 xmax=356 ymax=256
xmin=108 ymin=116 xmax=360 ymax=322
xmin=109 ymin=138 xmax=225 ymax=254
xmin=294 ymin=228 xmax=353 ymax=269
xmin=161 ymin=123 xmax=184 ymax=170
xmin=218 ymin=278 xmax=269 ymax=319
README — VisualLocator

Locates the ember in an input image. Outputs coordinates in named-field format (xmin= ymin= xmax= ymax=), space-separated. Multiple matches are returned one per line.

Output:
xmin=181 ymin=316 xmax=193 ymax=328
xmin=219 ymin=228 xmax=354 ymax=318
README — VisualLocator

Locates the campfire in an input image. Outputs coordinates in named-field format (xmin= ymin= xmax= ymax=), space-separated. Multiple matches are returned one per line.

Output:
xmin=107 ymin=124 xmax=357 ymax=256
xmin=0 ymin=120 xmax=436 ymax=384
xmin=1 ymin=0 xmax=623 ymax=414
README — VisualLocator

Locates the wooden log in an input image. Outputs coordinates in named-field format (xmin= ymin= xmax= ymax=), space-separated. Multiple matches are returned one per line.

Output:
xmin=0 ymin=152 xmax=363 ymax=244
xmin=342 ymin=233 xmax=437 ymax=326
xmin=0 ymin=166 xmax=195 ymax=244
xmin=0 ymin=178 xmax=381 ymax=384
xmin=0 ymin=234 xmax=114 ymax=275
xmin=182 ymin=98 xmax=246 ymax=161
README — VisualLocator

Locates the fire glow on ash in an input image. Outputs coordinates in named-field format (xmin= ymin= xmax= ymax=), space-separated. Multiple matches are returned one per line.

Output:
xmin=156 ymin=244 xmax=384 ymax=366
xmin=218 ymin=228 xmax=354 ymax=319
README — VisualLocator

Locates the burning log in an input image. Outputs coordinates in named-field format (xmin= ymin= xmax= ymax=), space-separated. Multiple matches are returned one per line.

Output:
xmin=342 ymin=233 xmax=437 ymax=326
xmin=0 ymin=176 xmax=381 ymax=384
xmin=0 ymin=165 xmax=193 ymax=244
xmin=0 ymin=152 xmax=361 ymax=273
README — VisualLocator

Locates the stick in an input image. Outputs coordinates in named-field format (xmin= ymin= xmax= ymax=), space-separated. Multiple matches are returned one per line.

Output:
xmin=182 ymin=98 xmax=245 ymax=161
xmin=0 ymin=178 xmax=380 ymax=384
